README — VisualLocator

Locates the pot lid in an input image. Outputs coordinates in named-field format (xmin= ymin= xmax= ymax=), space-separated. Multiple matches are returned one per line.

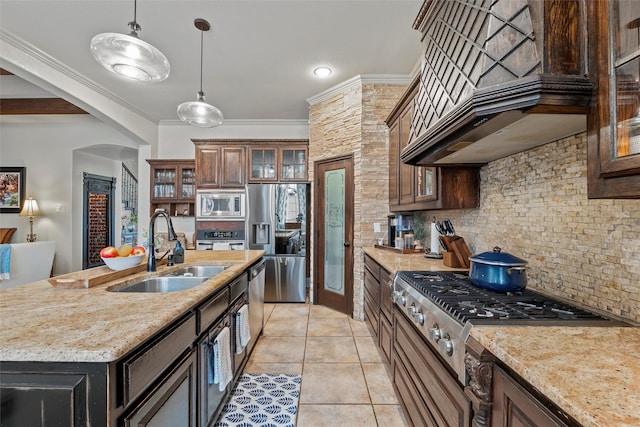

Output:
xmin=469 ymin=247 xmax=528 ymax=266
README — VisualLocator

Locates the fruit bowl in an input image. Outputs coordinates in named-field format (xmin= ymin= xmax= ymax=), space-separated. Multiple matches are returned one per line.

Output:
xmin=101 ymin=254 xmax=145 ymax=271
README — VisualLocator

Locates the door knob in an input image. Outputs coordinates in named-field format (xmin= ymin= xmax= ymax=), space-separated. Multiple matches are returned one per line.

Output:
xmin=343 ymin=242 xmax=351 ymax=247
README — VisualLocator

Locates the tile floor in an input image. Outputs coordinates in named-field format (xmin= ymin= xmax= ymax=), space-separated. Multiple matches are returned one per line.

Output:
xmin=243 ymin=303 xmax=408 ymax=427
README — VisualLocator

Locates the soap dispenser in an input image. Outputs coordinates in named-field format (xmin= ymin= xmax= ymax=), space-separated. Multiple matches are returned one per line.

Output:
xmin=173 ymin=240 xmax=185 ymax=264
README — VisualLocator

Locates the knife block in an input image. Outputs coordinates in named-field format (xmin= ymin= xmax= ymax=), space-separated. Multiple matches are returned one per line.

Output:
xmin=443 ymin=251 xmax=467 ymax=268
xmin=441 ymin=236 xmax=472 ymax=269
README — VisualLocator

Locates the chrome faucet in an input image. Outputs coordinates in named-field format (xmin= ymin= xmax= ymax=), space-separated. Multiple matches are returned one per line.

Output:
xmin=147 ymin=210 xmax=177 ymax=272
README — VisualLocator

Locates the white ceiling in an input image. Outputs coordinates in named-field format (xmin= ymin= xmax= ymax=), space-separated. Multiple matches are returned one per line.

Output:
xmin=0 ymin=0 xmax=423 ymax=123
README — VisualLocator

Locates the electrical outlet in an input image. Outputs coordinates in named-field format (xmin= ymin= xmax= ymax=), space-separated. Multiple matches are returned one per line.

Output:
xmin=373 ymin=222 xmax=381 ymax=233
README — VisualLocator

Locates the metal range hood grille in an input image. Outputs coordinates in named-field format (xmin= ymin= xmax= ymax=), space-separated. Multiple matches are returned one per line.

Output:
xmin=402 ymin=0 xmax=593 ymax=166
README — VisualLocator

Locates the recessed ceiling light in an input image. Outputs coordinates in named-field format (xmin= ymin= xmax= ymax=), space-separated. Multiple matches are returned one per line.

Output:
xmin=313 ymin=67 xmax=332 ymax=78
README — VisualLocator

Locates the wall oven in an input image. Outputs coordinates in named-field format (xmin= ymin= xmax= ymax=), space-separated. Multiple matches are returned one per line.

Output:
xmin=195 ymin=228 xmax=246 ymax=251
xmin=196 ymin=190 xmax=246 ymax=220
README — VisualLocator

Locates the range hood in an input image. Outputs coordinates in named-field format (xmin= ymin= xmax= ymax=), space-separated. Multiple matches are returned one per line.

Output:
xmin=401 ymin=0 xmax=593 ymax=167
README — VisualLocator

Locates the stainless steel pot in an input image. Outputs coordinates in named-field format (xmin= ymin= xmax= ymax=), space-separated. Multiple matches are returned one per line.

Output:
xmin=469 ymin=247 xmax=528 ymax=292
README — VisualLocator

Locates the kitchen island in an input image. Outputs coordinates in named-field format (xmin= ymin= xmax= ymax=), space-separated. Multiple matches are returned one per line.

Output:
xmin=363 ymin=247 xmax=640 ymax=427
xmin=0 ymin=250 xmax=264 ymax=426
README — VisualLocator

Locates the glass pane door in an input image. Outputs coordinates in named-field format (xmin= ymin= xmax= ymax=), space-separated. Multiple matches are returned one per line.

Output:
xmin=323 ymin=168 xmax=345 ymax=295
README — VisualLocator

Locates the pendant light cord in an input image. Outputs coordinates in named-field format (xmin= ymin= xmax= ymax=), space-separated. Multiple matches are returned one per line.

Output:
xmin=129 ymin=0 xmax=141 ymax=33
xmin=199 ymin=28 xmax=204 ymax=93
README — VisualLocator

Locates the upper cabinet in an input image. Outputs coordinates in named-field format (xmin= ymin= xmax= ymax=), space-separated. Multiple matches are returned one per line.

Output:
xmin=280 ymin=146 xmax=307 ymax=181
xmin=387 ymin=77 xmax=480 ymax=212
xmin=194 ymin=140 xmax=309 ymax=187
xmin=147 ymin=159 xmax=195 ymax=216
xmin=248 ymin=145 xmax=308 ymax=182
xmin=195 ymin=145 xmax=246 ymax=189
xmin=587 ymin=0 xmax=640 ymax=198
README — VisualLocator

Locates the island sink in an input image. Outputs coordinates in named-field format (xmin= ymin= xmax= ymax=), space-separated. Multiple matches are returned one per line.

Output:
xmin=110 ymin=277 xmax=208 ymax=293
xmin=164 ymin=265 xmax=227 ymax=277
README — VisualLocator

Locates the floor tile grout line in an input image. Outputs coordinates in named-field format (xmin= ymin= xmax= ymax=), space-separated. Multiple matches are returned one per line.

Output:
xmin=251 ymin=304 xmax=406 ymax=426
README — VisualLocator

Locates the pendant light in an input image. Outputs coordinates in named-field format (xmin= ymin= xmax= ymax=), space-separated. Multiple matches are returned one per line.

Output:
xmin=177 ymin=18 xmax=223 ymax=128
xmin=90 ymin=0 xmax=169 ymax=82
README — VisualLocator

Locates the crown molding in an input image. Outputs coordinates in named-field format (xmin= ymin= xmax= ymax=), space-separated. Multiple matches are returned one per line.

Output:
xmin=159 ymin=118 xmax=309 ymax=126
xmin=306 ymin=74 xmax=413 ymax=106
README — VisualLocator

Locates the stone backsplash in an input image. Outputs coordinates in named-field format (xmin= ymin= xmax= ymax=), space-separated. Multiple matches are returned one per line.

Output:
xmin=429 ymin=133 xmax=640 ymax=324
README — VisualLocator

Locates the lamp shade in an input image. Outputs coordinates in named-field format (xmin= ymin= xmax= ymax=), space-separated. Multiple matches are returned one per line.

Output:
xmin=90 ymin=31 xmax=170 ymax=82
xmin=19 ymin=197 xmax=40 ymax=217
xmin=177 ymin=18 xmax=223 ymax=128
xmin=177 ymin=92 xmax=224 ymax=127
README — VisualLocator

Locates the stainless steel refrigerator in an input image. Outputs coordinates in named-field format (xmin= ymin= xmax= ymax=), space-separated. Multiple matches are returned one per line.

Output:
xmin=246 ymin=183 xmax=308 ymax=303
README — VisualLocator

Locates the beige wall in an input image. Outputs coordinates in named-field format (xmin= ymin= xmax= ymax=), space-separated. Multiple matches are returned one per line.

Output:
xmin=308 ymin=80 xmax=407 ymax=319
xmin=429 ymin=133 xmax=640 ymax=324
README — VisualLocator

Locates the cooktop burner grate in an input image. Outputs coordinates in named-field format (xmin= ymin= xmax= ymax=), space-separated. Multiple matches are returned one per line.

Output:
xmin=396 ymin=271 xmax=611 ymax=324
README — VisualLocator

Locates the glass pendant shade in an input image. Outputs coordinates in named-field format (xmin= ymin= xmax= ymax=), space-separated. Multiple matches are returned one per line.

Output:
xmin=90 ymin=31 xmax=170 ymax=82
xmin=177 ymin=18 xmax=223 ymax=128
xmin=177 ymin=91 xmax=223 ymax=127
xmin=90 ymin=0 xmax=169 ymax=82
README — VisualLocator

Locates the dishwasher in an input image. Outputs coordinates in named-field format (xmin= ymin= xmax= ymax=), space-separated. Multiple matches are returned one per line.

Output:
xmin=197 ymin=289 xmax=231 ymax=427
xmin=248 ymin=259 xmax=266 ymax=354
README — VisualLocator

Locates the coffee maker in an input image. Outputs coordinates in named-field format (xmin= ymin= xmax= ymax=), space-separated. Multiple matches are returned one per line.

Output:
xmin=387 ymin=215 xmax=396 ymax=248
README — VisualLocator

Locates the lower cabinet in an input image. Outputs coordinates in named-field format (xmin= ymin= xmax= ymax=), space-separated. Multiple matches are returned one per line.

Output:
xmin=466 ymin=336 xmax=574 ymax=427
xmin=394 ymin=310 xmax=472 ymax=427
xmin=121 ymin=350 xmax=197 ymax=426
xmin=491 ymin=365 xmax=568 ymax=427
xmin=0 ymin=364 xmax=107 ymax=426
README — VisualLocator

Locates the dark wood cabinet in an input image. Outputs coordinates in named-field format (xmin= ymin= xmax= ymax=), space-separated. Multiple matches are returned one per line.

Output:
xmin=466 ymin=336 xmax=577 ymax=427
xmin=195 ymin=146 xmax=246 ymax=189
xmin=249 ymin=146 xmax=278 ymax=182
xmin=195 ymin=146 xmax=221 ymax=188
xmin=248 ymin=144 xmax=308 ymax=182
xmin=121 ymin=350 xmax=197 ymax=427
xmin=387 ymin=76 xmax=480 ymax=211
xmin=280 ymin=146 xmax=308 ymax=181
xmin=587 ymin=0 xmax=640 ymax=198
xmin=363 ymin=254 xmax=393 ymax=364
xmin=363 ymin=254 xmax=380 ymax=337
xmin=195 ymin=140 xmax=308 ymax=186
xmin=393 ymin=309 xmax=472 ymax=427
xmin=221 ymin=147 xmax=246 ymax=188
xmin=491 ymin=365 xmax=567 ymax=427
xmin=0 ymin=363 xmax=108 ymax=426
xmin=147 ymin=159 xmax=195 ymax=216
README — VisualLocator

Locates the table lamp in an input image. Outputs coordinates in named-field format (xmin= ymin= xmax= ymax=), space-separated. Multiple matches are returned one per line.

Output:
xmin=19 ymin=196 xmax=40 ymax=242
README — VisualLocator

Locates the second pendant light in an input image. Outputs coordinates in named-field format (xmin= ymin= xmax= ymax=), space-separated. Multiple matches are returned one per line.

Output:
xmin=177 ymin=18 xmax=223 ymax=127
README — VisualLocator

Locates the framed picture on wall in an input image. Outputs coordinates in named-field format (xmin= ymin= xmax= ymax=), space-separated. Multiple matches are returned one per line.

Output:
xmin=0 ymin=167 xmax=26 ymax=213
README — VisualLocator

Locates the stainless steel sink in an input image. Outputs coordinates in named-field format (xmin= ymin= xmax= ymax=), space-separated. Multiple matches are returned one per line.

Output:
xmin=110 ymin=277 xmax=208 ymax=293
xmin=164 ymin=265 xmax=227 ymax=277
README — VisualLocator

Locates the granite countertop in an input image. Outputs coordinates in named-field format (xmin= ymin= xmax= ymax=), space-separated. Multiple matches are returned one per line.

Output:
xmin=362 ymin=247 xmax=639 ymax=427
xmin=0 ymin=250 xmax=264 ymax=363
xmin=471 ymin=326 xmax=640 ymax=427
xmin=363 ymin=246 xmax=465 ymax=272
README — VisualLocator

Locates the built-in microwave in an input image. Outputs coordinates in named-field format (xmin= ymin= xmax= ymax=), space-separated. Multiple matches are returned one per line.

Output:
xmin=196 ymin=190 xmax=246 ymax=219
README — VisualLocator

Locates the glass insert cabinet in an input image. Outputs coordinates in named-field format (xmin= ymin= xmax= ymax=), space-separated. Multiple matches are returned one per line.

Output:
xmin=587 ymin=0 xmax=640 ymax=198
xmin=248 ymin=145 xmax=308 ymax=182
xmin=147 ymin=159 xmax=196 ymax=216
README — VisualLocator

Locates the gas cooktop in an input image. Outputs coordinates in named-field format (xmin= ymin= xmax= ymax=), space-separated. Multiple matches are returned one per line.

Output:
xmin=396 ymin=270 xmax=616 ymax=325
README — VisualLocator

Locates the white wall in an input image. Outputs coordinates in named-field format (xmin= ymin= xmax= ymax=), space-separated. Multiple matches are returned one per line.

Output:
xmin=0 ymin=116 xmax=139 ymax=274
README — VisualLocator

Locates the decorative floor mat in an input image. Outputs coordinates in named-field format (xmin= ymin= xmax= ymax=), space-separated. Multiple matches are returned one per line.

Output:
xmin=215 ymin=373 xmax=302 ymax=427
